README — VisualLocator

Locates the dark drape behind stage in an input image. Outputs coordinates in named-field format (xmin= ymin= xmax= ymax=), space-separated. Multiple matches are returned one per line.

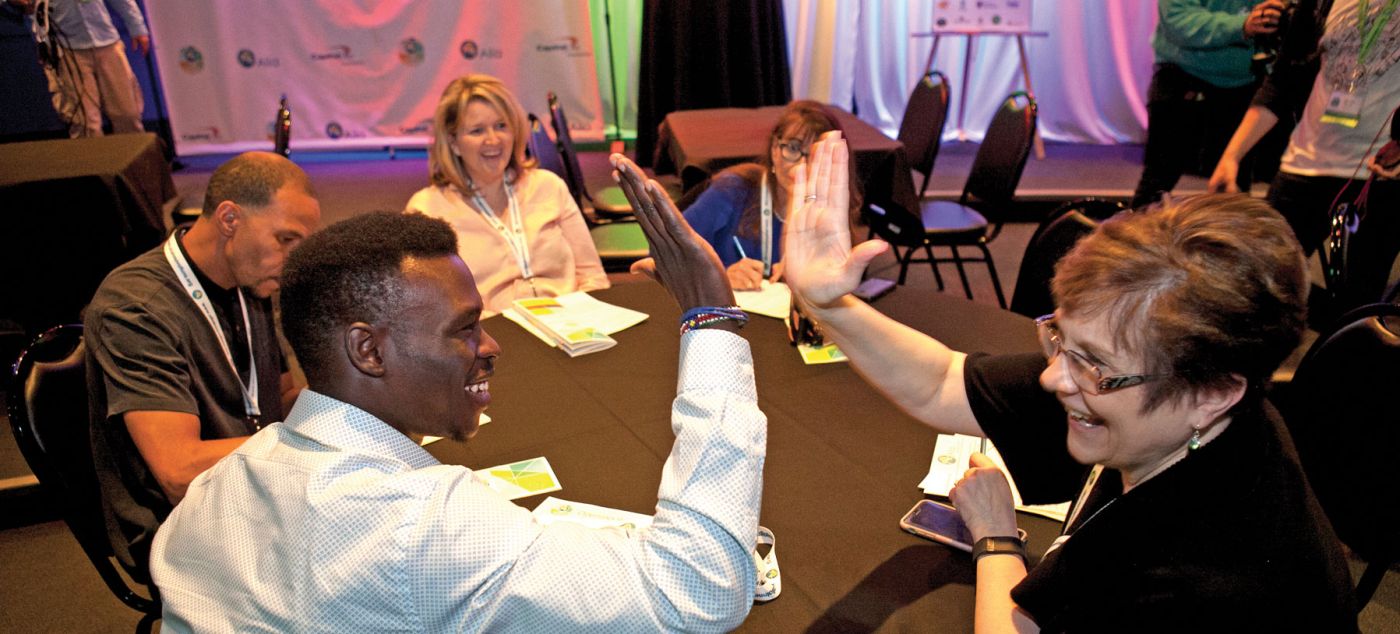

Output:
xmin=635 ymin=0 xmax=791 ymax=167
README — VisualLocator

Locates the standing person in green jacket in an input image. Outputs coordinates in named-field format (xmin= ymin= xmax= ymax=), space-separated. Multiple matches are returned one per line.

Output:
xmin=1132 ymin=0 xmax=1287 ymax=207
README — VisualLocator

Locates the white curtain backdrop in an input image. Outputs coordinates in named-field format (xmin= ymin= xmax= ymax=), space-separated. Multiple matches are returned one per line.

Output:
xmin=784 ymin=0 xmax=1159 ymax=144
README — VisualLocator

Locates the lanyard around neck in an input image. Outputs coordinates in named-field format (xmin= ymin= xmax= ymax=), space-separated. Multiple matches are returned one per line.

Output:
xmin=760 ymin=173 xmax=774 ymax=278
xmin=162 ymin=231 xmax=261 ymax=418
xmin=1358 ymin=0 xmax=1400 ymax=68
xmin=470 ymin=181 xmax=533 ymax=279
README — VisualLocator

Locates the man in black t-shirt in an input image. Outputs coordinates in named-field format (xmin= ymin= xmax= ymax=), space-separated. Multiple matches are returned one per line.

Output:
xmin=86 ymin=151 xmax=320 ymax=577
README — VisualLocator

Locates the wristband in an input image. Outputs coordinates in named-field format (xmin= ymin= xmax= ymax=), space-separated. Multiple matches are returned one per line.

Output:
xmin=679 ymin=306 xmax=748 ymax=335
xmin=972 ymin=535 xmax=1027 ymax=564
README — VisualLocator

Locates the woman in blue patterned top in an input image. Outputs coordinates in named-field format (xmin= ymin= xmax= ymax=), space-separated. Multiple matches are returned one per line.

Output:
xmin=682 ymin=100 xmax=860 ymax=290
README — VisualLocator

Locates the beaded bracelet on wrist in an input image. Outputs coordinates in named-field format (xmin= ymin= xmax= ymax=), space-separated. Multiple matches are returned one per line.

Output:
xmin=679 ymin=306 xmax=748 ymax=334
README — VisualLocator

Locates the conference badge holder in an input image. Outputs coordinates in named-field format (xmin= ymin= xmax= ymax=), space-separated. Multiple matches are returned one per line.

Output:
xmin=754 ymin=526 xmax=781 ymax=602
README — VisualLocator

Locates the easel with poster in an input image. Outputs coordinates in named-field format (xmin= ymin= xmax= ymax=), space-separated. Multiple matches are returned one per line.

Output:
xmin=911 ymin=0 xmax=1046 ymax=158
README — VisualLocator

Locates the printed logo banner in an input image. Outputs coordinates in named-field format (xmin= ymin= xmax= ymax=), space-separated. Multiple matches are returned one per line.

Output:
xmin=147 ymin=0 xmax=604 ymax=155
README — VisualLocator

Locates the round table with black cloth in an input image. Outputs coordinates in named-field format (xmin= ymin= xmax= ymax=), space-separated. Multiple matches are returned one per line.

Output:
xmin=425 ymin=280 xmax=1059 ymax=632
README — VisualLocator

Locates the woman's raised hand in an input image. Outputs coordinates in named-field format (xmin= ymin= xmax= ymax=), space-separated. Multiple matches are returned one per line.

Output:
xmin=782 ymin=131 xmax=888 ymax=309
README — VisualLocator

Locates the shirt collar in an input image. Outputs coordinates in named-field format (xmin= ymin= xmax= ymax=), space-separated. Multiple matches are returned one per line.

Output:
xmin=281 ymin=389 xmax=441 ymax=470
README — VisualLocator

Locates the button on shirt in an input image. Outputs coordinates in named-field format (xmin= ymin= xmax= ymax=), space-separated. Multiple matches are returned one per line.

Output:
xmin=151 ymin=330 xmax=767 ymax=633
xmin=49 ymin=0 xmax=148 ymax=50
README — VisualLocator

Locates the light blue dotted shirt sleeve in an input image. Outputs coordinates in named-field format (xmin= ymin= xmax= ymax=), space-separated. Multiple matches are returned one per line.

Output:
xmin=151 ymin=329 xmax=766 ymax=633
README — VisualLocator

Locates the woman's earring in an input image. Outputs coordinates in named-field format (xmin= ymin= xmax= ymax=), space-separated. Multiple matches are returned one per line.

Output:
xmin=1187 ymin=428 xmax=1202 ymax=452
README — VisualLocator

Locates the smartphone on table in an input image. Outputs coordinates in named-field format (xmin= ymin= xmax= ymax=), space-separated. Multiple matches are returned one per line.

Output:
xmin=899 ymin=499 xmax=1026 ymax=552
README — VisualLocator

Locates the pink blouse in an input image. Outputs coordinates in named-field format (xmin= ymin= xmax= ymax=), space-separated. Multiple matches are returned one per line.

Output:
xmin=406 ymin=169 xmax=609 ymax=316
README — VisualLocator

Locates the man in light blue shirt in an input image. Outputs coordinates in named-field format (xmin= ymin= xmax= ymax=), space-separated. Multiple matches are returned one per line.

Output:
xmin=24 ymin=0 xmax=149 ymax=136
xmin=151 ymin=158 xmax=768 ymax=632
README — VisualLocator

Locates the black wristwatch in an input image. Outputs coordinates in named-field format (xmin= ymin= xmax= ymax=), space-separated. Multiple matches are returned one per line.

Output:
xmin=972 ymin=535 xmax=1027 ymax=564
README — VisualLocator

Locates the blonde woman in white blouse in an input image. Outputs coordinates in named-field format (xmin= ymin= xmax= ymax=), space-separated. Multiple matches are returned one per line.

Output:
xmin=407 ymin=74 xmax=608 ymax=316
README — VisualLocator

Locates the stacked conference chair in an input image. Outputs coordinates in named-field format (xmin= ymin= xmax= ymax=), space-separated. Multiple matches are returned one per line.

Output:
xmin=8 ymin=325 xmax=161 ymax=633
xmin=1276 ymin=303 xmax=1400 ymax=610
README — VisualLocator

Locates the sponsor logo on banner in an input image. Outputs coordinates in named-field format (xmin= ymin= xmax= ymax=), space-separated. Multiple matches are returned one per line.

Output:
xmin=237 ymin=48 xmax=280 ymax=69
xmin=311 ymin=45 xmax=364 ymax=65
xmin=181 ymin=126 xmax=222 ymax=142
xmin=459 ymin=40 xmax=503 ymax=60
xmin=399 ymin=118 xmax=434 ymax=135
xmin=323 ymin=122 xmax=367 ymax=139
xmin=178 ymin=46 xmax=204 ymax=74
xmin=535 ymin=36 xmax=591 ymax=58
xmin=399 ymin=38 xmax=425 ymax=66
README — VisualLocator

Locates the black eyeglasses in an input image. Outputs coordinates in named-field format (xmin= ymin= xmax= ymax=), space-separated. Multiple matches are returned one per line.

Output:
xmin=774 ymin=138 xmax=809 ymax=163
xmin=1035 ymin=314 xmax=1165 ymax=394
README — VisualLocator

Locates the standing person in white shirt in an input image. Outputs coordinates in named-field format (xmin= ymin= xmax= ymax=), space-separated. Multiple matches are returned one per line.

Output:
xmin=17 ymin=0 xmax=150 ymax=137
xmin=151 ymin=156 xmax=766 ymax=632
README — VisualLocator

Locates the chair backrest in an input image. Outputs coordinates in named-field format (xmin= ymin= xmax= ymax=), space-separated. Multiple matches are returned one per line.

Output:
xmin=1385 ymin=279 xmax=1400 ymax=305
xmin=1008 ymin=209 xmax=1100 ymax=318
xmin=8 ymin=325 xmax=158 ymax=615
xmin=1277 ymin=303 xmax=1400 ymax=570
xmin=897 ymin=71 xmax=950 ymax=198
xmin=862 ymin=202 xmax=926 ymax=248
xmin=548 ymin=92 xmax=591 ymax=207
xmin=961 ymin=92 xmax=1037 ymax=215
xmin=526 ymin=113 xmax=569 ymax=184
xmin=1022 ymin=198 xmax=1125 ymax=253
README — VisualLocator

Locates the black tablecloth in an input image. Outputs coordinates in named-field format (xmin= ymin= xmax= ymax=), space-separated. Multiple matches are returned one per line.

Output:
xmin=653 ymin=106 xmax=921 ymax=216
xmin=427 ymin=281 xmax=1059 ymax=632
xmin=0 ymin=133 xmax=174 ymax=333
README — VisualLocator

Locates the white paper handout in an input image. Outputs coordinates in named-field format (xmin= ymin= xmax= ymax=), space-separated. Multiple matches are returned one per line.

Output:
xmin=920 ymin=433 xmax=1071 ymax=522
xmin=734 ymin=281 xmax=792 ymax=319
xmin=419 ymin=413 xmax=491 ymax=446
xmin=532 ymin=496 xmax=655 ymax=531
xmin=502 ymin=292 xmax=649 ymax=357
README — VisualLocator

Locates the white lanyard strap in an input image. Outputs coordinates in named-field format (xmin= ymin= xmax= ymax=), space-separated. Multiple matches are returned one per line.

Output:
xmin=163 ymin=232 xmax=261 ymax=418
xmin=760 ymin=173 xmax=773 ymax=278
xmin=1062 ymin=463 xmax=1105 ymax=532
xmin=471 ymin=182 xmax=533 ymax=279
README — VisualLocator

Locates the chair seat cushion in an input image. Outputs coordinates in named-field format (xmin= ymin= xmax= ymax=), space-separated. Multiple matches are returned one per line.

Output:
xmin=590 ymin=221 xmax=649 ymax=258
xmin=593 ymin=185 xmax=635 ymax=216
xmin=920 ymin=200 xmax=989 ymax=241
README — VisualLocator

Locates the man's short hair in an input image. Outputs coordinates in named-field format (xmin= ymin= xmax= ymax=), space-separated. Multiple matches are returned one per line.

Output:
xmin=1052 ymin=194 xmax=1308 ymax=411
xmin=202 ymin=151 xmax=315 ymax=216
xmin=280 ymin=212 xmax=458 ymax=382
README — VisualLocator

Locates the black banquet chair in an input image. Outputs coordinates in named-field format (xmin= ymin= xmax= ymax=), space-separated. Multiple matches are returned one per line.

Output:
xmin=8 ymin=325 xmax=161 ymax=632
xmin=1275 ymin=303 xmax=1400 ymax=610
xmin=548 ymin=92 xmax=636 ymax=220
xmin=868 ymin=92 xmax=1038 ymax=308
xmin=527 ymin=112 xmax=648 ymax=272
xmin=897 ymin=70 xmax=951 ymax=200
xmin=525 ymin=113 xmax=569 ymax=183
xmin=1009 ymin=199 xmax=1126 ymax=318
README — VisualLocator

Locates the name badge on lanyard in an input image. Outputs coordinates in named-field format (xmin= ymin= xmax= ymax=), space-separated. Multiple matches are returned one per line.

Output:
xmin=163 ymin=231 xmax=262 ymax=425
xmin=471 ymin=181 xmax=533 ymax=278
xmin=1323 ymin=0 xmax=1400 ymax=128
